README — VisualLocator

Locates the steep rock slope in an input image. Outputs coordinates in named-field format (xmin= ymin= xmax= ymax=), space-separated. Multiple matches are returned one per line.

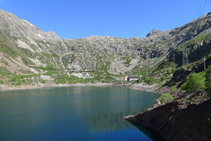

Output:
xmin=0 ymin=9 xmax=66 ymax=73
xmin=125 ymin=99 xmax=211 ymax=141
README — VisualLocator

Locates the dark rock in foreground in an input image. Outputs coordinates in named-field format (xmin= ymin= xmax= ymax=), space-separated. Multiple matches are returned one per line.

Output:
xmin=125 ymin=99 xmax=211 ymax=141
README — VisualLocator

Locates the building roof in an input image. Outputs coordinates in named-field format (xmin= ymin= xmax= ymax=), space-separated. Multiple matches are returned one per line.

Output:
xmin=127 ymin=76 xmax=140 ymax=79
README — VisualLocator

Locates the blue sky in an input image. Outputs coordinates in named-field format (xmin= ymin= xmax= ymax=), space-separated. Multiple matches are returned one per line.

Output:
xmin=0 ymin=0 xmax=210 ymax=39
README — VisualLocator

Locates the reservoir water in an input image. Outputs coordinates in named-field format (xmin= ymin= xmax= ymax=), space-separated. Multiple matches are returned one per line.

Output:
xmin=0 ymin=86 xmax=159 ymax=140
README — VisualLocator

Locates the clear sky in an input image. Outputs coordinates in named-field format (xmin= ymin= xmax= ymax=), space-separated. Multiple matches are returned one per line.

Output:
xmin=0 ymin=0 xmax=210 ymax=39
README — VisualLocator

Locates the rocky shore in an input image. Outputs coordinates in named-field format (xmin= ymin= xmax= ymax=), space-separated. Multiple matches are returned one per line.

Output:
xmin=0 ymin=83 xmax=161 ymax=92
xmin=129 ymin=83 xmax=160 ymax=93
xmin=125 ymin=95 xmax=211 ymax=141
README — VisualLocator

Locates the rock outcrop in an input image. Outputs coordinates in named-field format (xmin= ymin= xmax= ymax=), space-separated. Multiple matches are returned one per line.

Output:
xmin=125 ymin=99 xmax=211 ymax=141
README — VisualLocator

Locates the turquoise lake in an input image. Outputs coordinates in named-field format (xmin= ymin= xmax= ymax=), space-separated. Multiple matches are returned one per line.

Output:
xmin=0 ymin=86 xmax=159 ymax=140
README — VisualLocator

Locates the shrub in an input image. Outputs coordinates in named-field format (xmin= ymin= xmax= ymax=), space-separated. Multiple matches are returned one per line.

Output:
xmin=160 ymin=76 xmax=166 ymax=82
xmin=137 ymin=78 xmax=143 ymax=83
xmin=167 ymin=70 xmax=172 ymax=75
xmin=145 ymin=77 xmax=156 ymax=85
xmin=205 ymin=66 xmax=211 ymax=97
xmin=171 ymin=86 xmax=178 ymax=94
xmin=182 ymin=72 xmax=205 ymax=92
xmin=160 ymin=93 xmax=174 ymax=104
xmin=182 ymin=82 xmax=187 ymax=90
xmin=46 ymin=71 xmax=53 ymax=76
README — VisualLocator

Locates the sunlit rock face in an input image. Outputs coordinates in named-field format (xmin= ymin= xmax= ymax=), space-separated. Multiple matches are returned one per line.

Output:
xmin=0 ymin=9 xmax=210 ymax=76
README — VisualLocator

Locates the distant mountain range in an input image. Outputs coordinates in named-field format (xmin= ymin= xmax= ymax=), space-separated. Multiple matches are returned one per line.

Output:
xmin=0 ymin=9 xmax=210 ymax=85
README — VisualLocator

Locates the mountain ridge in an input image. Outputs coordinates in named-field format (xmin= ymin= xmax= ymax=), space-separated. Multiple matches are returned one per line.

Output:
xmin=0 ymin=9 xmax=210 ymax=85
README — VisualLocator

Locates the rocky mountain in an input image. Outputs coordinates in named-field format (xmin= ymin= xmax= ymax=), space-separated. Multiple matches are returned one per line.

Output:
xmin=0 ymin=9 xmax=210 ymax=85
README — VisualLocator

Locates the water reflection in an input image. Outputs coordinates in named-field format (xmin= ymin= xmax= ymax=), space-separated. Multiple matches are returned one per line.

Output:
xmin=0 ymin=86 xmax=158 ymax=140
xmin=87 ymin=111 xmax=138 ymax=131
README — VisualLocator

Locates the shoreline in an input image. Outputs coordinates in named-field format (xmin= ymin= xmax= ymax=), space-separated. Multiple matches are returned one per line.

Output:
xmin=0 ymin=83 xmax=161 ymax=93
xmin=0 ymin=83 xmax=114 ymax=91
xmin=129 ymin=83 xmax=160 ymax=94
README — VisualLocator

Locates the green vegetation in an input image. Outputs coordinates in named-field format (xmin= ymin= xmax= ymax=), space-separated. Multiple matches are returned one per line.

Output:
xmin=137 ymin=75 xmax=158 ymax=85
xmin=205 ymin=66 xmax=211 ymax=97
xmin=171 ymin=86 xmax=178 ymax=94
xmin=145 ymin=77 xmax=157 ymax=85
xmin=150 ymin=32 xmax=211 ymax=88
xmin=54 ymin=75 xmax=92 ymax=84
xmin=123 ymin=57 xmax=132 ymax=67
xmin=92 ymin=61 xmax=115 ymax=83
xmin=160 ymin=75 xmax=167 ymax=82
xmin=160 ymin=93 xmax=174 ymax=104
xmin=0 ymin=44 xmax=17 ymax=57
xmin=9 ymin=74 xmax=35 ymax=85
xmin=185 ymin=33 xmax=211 ymax=47
xmin=182 ymin=72 xmax=205 ymax=92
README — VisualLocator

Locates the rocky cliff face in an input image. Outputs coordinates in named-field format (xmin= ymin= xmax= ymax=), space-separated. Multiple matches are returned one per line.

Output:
xmin=0 ymin=9 xmax=211 ymax=84
xmin=125 ymin=99 xmax=211 ymax=141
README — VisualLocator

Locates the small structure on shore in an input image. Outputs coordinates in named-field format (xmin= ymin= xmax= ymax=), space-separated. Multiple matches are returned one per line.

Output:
xmin=123 ymin=76 xmax=140 ymax=81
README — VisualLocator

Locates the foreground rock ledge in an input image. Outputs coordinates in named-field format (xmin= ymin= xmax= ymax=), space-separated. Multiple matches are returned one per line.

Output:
xmin=125 ymin=99 xmax=211 ymax=141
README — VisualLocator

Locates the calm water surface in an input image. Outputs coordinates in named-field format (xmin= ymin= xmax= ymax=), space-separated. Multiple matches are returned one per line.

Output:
xmin=0 ymin=86 xmax=159 ymax=140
